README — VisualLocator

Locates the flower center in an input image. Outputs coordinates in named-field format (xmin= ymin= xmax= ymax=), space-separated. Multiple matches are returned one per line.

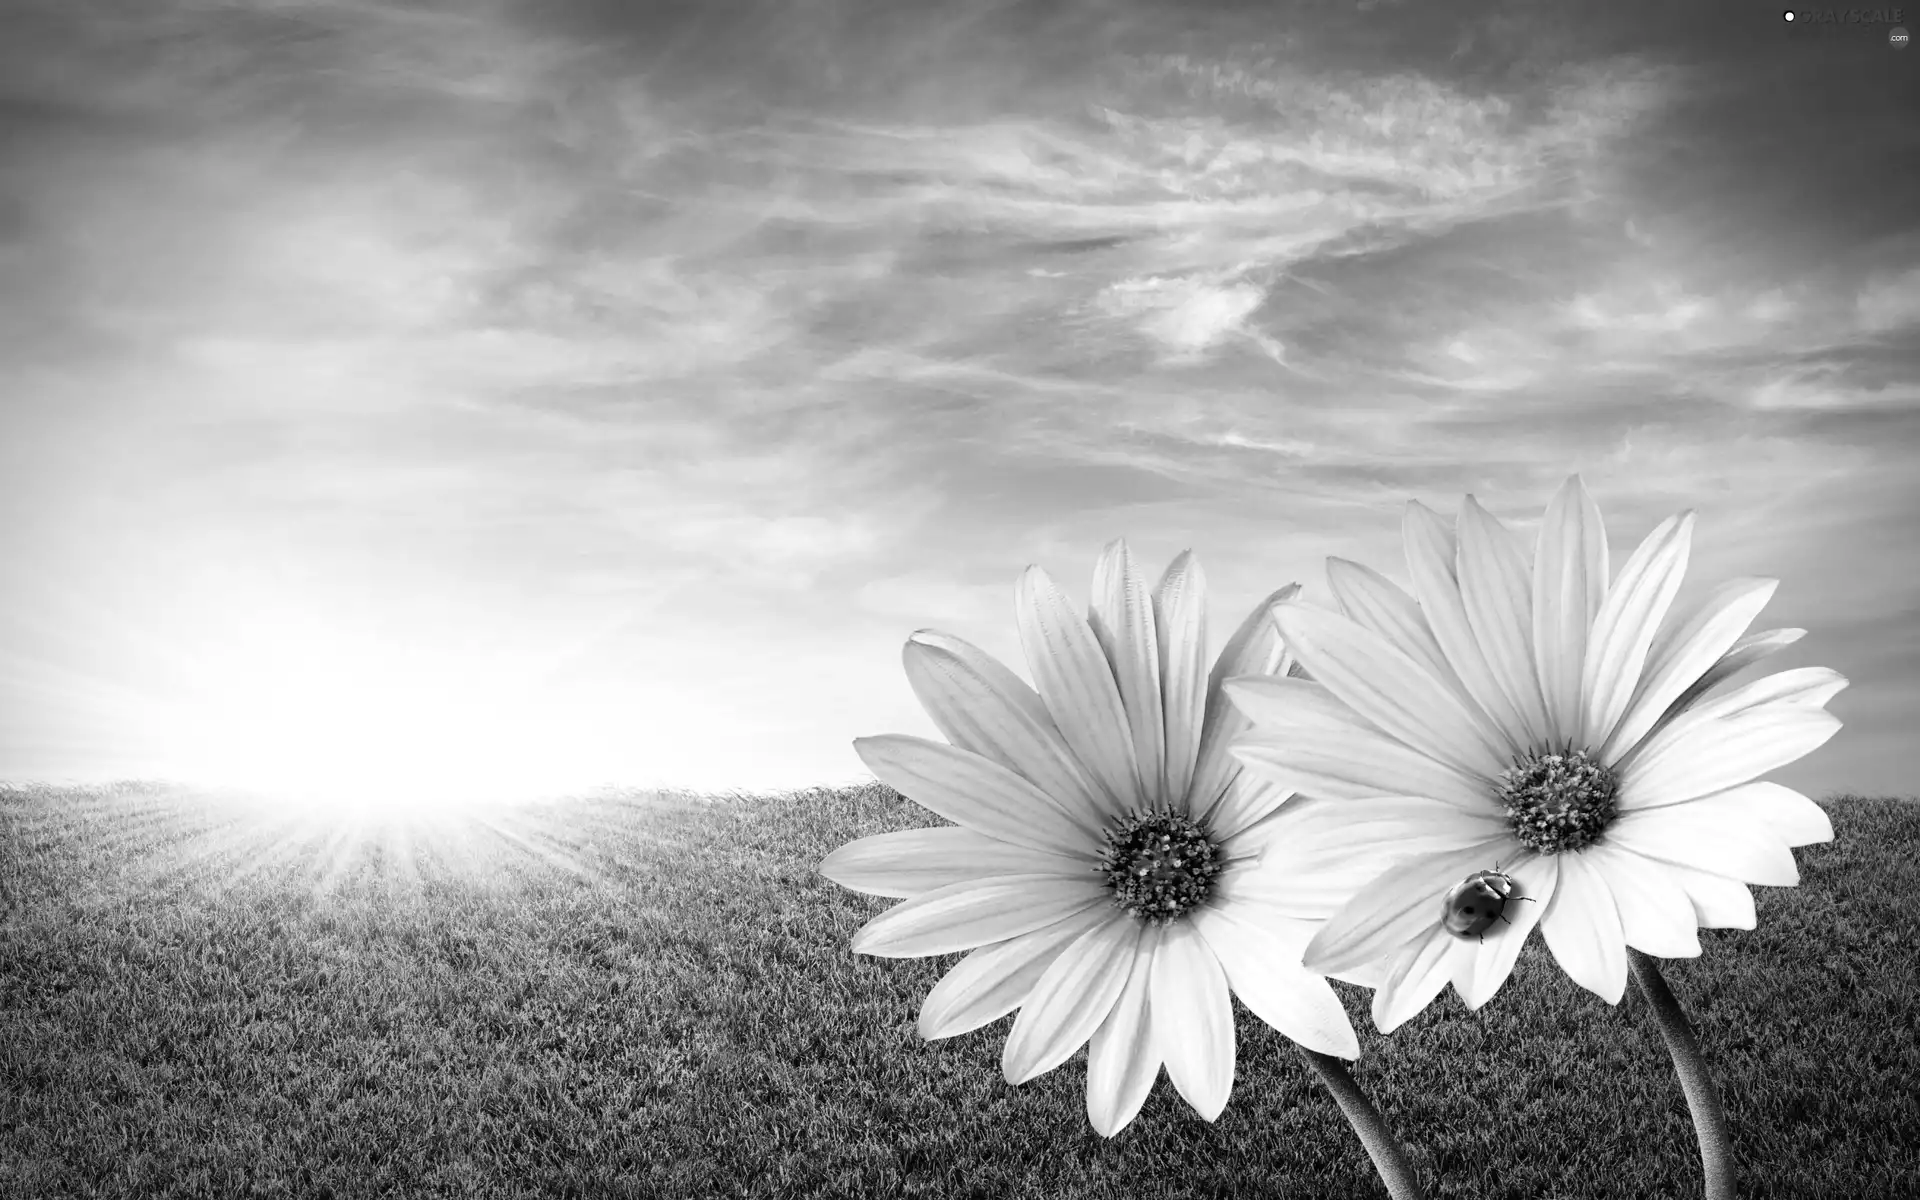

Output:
xmin=1096 ymin=808 xmax=1224 ymax=925
xmin=1496 ymin=746 xmax=1619 ymax=854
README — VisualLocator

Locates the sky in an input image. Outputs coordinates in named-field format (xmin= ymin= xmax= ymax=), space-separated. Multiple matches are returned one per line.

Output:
xmin=1 ymin=0 xmax=1915 ymax=810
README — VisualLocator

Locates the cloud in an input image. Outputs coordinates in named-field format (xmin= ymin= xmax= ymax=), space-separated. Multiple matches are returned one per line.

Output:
xmin=1094 ymin=274 xmax=1268 ymax=362
xmin=1856 ymin=265 xmax=1920 ymax=333
xmin=658 ymin=513 xmax=883 ymax=586
xmin=1744 ymin=368 xmax=1920 ymax=413
xmin=854 ymin=575 xmax=1008 ymax=629
xmin=1 ymin=0 xmax=1913 ymax=799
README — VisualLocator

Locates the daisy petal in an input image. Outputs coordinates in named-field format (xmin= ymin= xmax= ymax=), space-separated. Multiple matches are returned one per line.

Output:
xmin=1372 ymin=931 xmax=1465 ymax=1033
xmin=1199 ymin=771 xmax=1296 ymax=847
xmin=1272 ymin=603 xmax=1507 ymax=780
xmin=855 ymin=735 xmax=1102 ymax=858
xmin=1581 ymin=511 xmax=1695 ymax=749
xmin=1226 ymin=691 xmax=1496 ymax=810
xmin=1403 ymin=500 xmax=1528 ymax=758
xmin=1603 ymin=578 xmax=1778 ymax=763
xmin=1230 ymin=735 xmax=1488 ymax=812
xmin=1224 ymin=674 xmax=1374 ymax=736
xmin=1090 ymin=541 xmax=1166 ymax=810
xmin=1538 ymin=851 xmax=1628 ymax=1003
xmin=1149 ymin=920 xmax=1237 ymax=1121
xmin=1208 ymin=585 xmax=1301 ymax=697
xmin=1532 ymin=476 xmax=1609 ymax=747
xmin=905 ymin=629 xmax=1054 ymax=736
xmin=1616 ymin=704 xmax=1842 ymax=812
xmin=1221 ymin=798 xmax=1459 ymax=921
xmin=1720 ymin=780 xmax=1833 ymax=847
xmin=1188 ymin=585 xmax=1300 ymax=824
xmin=1328 ymin=959 xmax=1391 ymax=989
xmin=1213 ymin=790 xmax=1308 ymax=861
xmin=1458 ymin=496 xmax=1553 ymax=748
xmin=1578 ymin=843 xmax=1701 ymax=959
xmin=1687 ymin=666 xmax=1850 ymax=721
xmin=1086 ymin=922 xmax=1164 ymax=1138
xmin=1213 ymin=811 xmax=1400 ymax=924
xmin=1017 ymin=565 xmax=1142 ymax=818
xmin=1191 ymin=905 xmax=1360 ymax=1059
xmin=1667 ymin=627 xmax=1805 ymax=716
xmin=1154 ymin=552 xmax=1209 ymax=809
xmin=1455 ymin=851 xmax=1556 ymax=1010
xmin=903 ymin=633 xmax=1109 ymax=838
xmin=1002 ymin=915 xmax=1140 ymax=1085
xmin=1257 ymin=795 xmax=1509 ymax=872
xmin=1303 ymin=839 xmax=1514 ymax=976
xmin=851 ymin=874 xmax=1112 ymax=958
xmin=1620 ymin=666 xmax=1848 ymax=797
xmin=1605 ymin=801 xmax=1800 ymax=887
xmin=918 ymin=904 xmax=1118 ymax=1039
xmin=821 ymin=826 xmax=1096 ymax=898
xmin=1325 ymin=557 xmax=1484 ymax=723
xmin=1664 ymin=864 xmax=1757 ymax=930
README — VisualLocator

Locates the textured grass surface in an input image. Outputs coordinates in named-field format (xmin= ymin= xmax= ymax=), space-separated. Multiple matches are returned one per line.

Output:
xmin=1 ymin=781 xmax=1916 ymax=1199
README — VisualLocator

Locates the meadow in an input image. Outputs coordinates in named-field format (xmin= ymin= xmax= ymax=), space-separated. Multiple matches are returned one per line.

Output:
xmin=1 ymin=780 xmax=1915 ymax=1200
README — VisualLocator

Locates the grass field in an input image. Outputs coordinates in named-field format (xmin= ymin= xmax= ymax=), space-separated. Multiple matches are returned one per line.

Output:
xmin=2 ymin=781 xmax=1916 ymax=1200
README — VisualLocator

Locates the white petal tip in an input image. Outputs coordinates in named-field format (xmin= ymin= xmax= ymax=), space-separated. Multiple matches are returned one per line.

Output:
xmin=1298 ymin=1034 xmax=1361 ymax=1062
xmin=1300 ymin=948 xmax=1339 ymax=976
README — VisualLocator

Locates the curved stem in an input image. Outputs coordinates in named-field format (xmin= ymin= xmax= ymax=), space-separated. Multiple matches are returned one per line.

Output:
xmin=1628 ymin=949 xmax=1735 ymax=1200
xmin=1297 ymin=1046 xmax=1427 ymax=1200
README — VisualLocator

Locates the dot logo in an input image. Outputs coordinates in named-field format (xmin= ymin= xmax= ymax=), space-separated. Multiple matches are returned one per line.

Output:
xmin=1783 ymin=8 xmax=1910 ymax=38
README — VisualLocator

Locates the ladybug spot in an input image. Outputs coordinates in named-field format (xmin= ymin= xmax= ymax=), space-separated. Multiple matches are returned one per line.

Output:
xmin=1462 ymin=906 xmax=1477 ymax=915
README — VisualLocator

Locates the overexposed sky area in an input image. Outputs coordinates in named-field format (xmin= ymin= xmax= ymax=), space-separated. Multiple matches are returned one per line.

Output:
xmin=2 ymin=0 xmax=1915 ymax=808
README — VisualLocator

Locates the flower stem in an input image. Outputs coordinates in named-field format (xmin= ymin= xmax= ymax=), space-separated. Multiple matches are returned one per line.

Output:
xmin=1296 ymin=1047 xmax=1427 ymax=1200
xmin=1628 ymin=949 xmax=1735 ymax=1200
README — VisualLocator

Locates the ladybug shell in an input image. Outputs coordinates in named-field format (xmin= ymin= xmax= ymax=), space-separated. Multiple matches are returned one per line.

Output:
xmin=1441 ymin=870 xmax=1519 ymax=940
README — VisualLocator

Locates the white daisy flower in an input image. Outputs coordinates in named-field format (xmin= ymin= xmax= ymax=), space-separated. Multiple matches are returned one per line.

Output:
xmin=822 ymin=541 xmax=1389 ymax=1138
xmin=1226 ymin=475 xmax=1845 ymax=1033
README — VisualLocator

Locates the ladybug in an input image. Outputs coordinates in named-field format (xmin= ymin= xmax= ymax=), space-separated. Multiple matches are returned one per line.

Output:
xmin=1441 ymin=866 xmax=1535 ymax=942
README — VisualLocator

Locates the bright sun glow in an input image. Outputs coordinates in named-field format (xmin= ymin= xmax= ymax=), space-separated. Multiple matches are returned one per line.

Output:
xmin=141 ymin=607 xmax=637 ymax=818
